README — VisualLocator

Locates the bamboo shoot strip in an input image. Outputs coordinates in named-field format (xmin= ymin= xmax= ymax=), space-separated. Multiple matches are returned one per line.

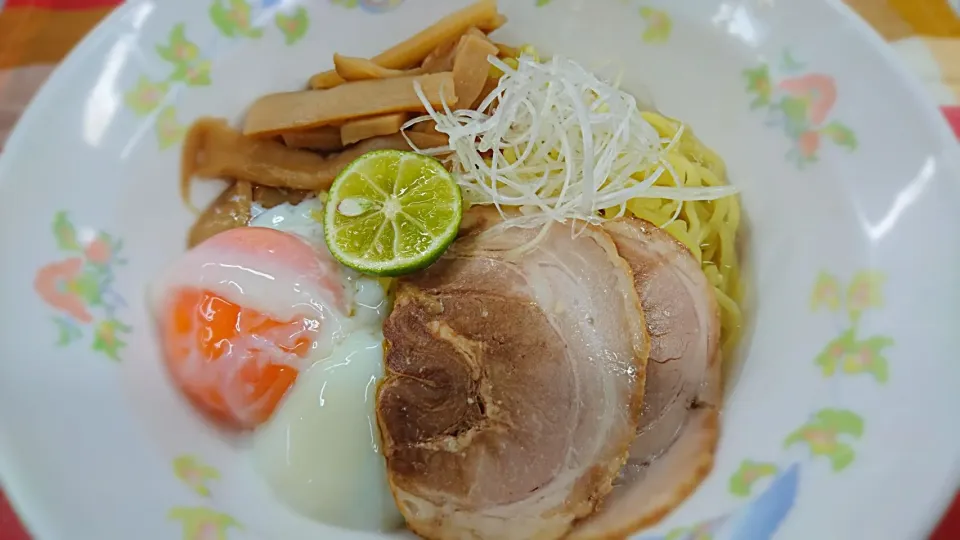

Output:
xmin=453 ymin=34 xmax=499 ymax=110
xmin=183 ymin=118 xmax=449 ymax=193
xmin=341 ymin=113 xmax=408 ymax=145
xmin=308 ymin=0 xmax=502 ymax=89
xmin=282 ymin=127 xmax=343 ymax=151
xmin=244 ymin=72 xmax=457 ymax=137
xmin=333 ymin=54 xmax=422 ymax=82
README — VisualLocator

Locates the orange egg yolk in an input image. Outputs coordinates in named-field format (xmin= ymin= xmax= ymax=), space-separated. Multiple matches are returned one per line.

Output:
xmin=162 ymin=287 xmax=317 ymax=429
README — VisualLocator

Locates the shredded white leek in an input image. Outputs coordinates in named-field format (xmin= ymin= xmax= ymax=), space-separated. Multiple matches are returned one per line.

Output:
xmin=406 ymin=54 xmax=738 ymax=231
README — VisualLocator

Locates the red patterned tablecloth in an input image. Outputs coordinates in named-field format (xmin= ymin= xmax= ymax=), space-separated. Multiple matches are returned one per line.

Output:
xmin=0 ymin=0 xmax=958 ymax=538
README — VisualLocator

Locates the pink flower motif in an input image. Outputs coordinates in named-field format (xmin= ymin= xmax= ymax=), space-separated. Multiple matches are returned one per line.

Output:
xmin=779 ymin=74 xmax=837 ymax=126
xmin=34 ymin=258 xmax=92 ymax=323
xmin=84 ymin=238 xmax=113 ymax=266
xmin=849 ymin=281 xmax=871 ymax=312
xmin=858 ymin=348 xmax=873 ymax=367
xmin=797 ymin=131 xmax=821 ymax=159
xmin=194 ymin=521 xmax=219 ymax=540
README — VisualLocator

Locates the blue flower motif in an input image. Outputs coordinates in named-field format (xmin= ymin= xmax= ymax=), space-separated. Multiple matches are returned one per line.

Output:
xmin=637 ymin=463 xmax=799 ymax=540
xmin=722 ymin=463 xmax=800 ymax=540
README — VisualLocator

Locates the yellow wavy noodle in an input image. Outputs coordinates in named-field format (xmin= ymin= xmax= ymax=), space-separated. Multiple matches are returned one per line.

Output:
xmin=620 ymin=112 xmax=744 ymax=359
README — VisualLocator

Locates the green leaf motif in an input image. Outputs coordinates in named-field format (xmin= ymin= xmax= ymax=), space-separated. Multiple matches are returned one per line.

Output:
xmin=816 ymin=327 xmax=856 ymax=377
xmin=171 ymin=60 xmax=213 ymax=87
xmin=664 ymin=527 xmax=693 ymax=540
xmin=817 ymin=328 xmax=893 ymax=383
xmin=780 ymin=49 xmax=805 ymax=72
xmin=53 ymin=316 xmax=83 ymax=346
xmin=168 ymin=507 xmax=241 ymax=540
xmin=743 ymin=65 xmax=772 ymax=109
xmin=276 ymin=7 xmax=309 ymax=46
xmin=52 ymin=211 xmax=81 ymax=252
xmin=211 ymin=0 xmax=264 ymax=38
xmin=157 ymin=107 xmax=188 ymax=150
xmin=124 ymin=76 xmax=169 ymax=116
xmin=818 ymin=409 xmax=865 ymax=437
xmin=665 ymin=522 xmax=715 ymax=540
xmin=331 ymin=0 xmax=360 ymax=7
xmin=174 ymin=455 xmax=221 ymax=497
xmin=847 ymin=270 xmax=885 ymax=322
xmin=92 ymin=318 xmax=131 ymax=361
xmin=821 ymin=121 xmax=858 ymax=151
xmin=210 ymin=1 xmax=237 ymax=37
xmin=67 ymin=270 xmax=104 ymax=307
xmin=729 ymin=460 xmax=779 ymax=497
xmin=665 ymin=529 xmax=689 ymax=540
xmin=789 ymin=147 xmax=816 ymax=169
xmin=830 ymin=443 xmax=856 ymax=472
xmin=842 ymin=335 xmax=894 ymax=383
xmin=639 ymin=7 xmax=672 ymax=44
xmin=157 ymin=24 xmax=200 ymax=67
xmin=779 ymin=96 xmax=810 ymax=136
xmin=785 ymin=409 xmax=864 ymax=471
xmin=810 ymin=271 xmax=841 ymax=312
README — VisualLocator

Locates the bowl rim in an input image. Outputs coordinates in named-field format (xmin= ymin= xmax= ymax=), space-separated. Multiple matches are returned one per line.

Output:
xmin=822 ymin=0 xmax=960 ymax=533
xmin=0 ymin=0 xmax=959 ymax=538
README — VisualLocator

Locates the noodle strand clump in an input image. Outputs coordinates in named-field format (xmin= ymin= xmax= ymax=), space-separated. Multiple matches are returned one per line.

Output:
xmin=625 ymin=112 xmax=743 ymax=358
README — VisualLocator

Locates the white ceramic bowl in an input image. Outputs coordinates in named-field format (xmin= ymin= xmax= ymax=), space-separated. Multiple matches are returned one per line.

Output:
xmin=1 ymin=1 xmax=959 ymax=539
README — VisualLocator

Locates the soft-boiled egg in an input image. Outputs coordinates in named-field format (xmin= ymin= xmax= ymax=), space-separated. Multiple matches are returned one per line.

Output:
xmin=147 ymin=198 xmax=399 ymax=531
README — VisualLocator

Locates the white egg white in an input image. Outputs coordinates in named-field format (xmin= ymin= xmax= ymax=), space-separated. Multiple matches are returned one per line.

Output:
xmin=252 ymin=330 xmax=403 ymax=532
xmin=248 ymin=199 xmax=403 ymax=532
xmin=249 ymin=198 xmax=328 ymax=253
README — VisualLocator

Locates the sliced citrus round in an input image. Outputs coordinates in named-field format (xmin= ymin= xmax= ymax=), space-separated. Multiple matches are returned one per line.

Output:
xmin=324 ymin=149 xmax=462 ymax=276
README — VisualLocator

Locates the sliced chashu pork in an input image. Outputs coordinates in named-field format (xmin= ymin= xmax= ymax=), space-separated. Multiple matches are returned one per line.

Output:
xmin=376 ymin=210 xmax=650 ymax=540
xmin=571 ymin=218 xmax=722 ymax=539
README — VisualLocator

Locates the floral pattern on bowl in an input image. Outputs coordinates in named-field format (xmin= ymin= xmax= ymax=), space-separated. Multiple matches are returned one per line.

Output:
xmin=637 ymin=270 xmax=891 ymax=540
xmin=170 ymin=456 xmax=241 ymax=540
xmin=34 ymin=212 xmax=130 ymax=360
xmin=124 ymin=1 xmax=312 ymax=150
xmin=744 ymin=51 xmax=857 ymax=168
